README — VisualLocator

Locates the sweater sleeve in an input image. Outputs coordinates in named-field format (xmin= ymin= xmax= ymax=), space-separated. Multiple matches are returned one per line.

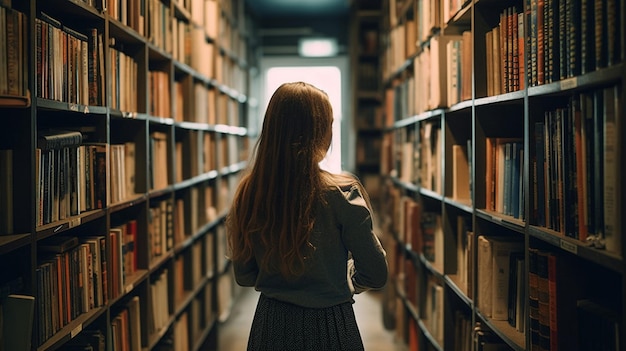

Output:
xmin=233 ymin=257 xmax=258 ymax=287
xmin=338 ymin=186 xmax=388 ymax=293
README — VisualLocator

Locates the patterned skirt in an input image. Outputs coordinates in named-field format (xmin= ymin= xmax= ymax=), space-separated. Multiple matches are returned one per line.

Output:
xmin=247 ymin=293 xmax=365 ymax=351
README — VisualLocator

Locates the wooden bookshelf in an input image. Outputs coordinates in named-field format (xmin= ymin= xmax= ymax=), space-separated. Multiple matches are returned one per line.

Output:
xmin=378 ymin=0 xmax=625 ymax=350
xmin=0 ymin=0 xmax=251 ymax=350
xmin=350 ymin=0 xmax=385 ymax=207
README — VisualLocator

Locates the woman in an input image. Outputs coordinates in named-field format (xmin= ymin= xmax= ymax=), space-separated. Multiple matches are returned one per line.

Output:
xmin=226 ymin=82 xmax=388 ymax=350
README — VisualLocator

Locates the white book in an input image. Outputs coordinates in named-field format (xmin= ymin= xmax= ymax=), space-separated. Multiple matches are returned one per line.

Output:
xmin=490 ymin=237 xmax=523 ymax=320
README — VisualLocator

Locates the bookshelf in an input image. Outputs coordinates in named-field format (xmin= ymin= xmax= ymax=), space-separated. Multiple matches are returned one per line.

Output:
xmin=350 ymin=0 xmax=385 ymax=205
xmin=378 ymin=0 xmax=625 ymax=350
xmin=0 ymin=0 xmax=252 ymax=350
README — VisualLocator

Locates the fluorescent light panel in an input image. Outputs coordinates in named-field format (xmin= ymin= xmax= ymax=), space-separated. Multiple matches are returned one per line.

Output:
xmin=298 ymin=38 xmax=338 ymax=57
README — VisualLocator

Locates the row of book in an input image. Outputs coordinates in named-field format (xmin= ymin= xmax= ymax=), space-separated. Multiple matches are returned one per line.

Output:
xmin=149 ymin=70 xmax=172 ymax=119
xmin=387 ymin=192 xmax=447 ymax=273
xmin=36 ymin=235 xmax=108 ymax=345
xmin=109 ymin=45 xmax=139 ymax=113
xmin=33 ymin=127 xmax=243 ymax=229
xmin=173 ymin=238 xmax=206 ymax=304
xmin=35 ymin=220 xmax=142 ymax=345
xmin=110 ymin=143 xmax=137 ymax=205
xmin=42 ymin=263 xmax=216 ymax=351
xmin=528 ymin=0 xmax=623 ymax=87
xmin=36 ymin=130 xmax=107 ymax=226
xmin=110 ymin=220 xmax=139 ymax=300
xmin=486 ymin=6 xmax=525 ymax=95
xmin=150 ymin=269 xmax=170 ymax=335
xmin=174 ymin=185 xmax=218 ymax=244
xmin=184 ymin=22 xmax=217 ymax=80
xmin=419 ymin=122 xmax=442 ymax=193
xmin=146 ymin=0 xmax=172 ymax=53
xmin=407 ymin=33 xmax=472 ymax=115
xmin=476 ymin=235 xmax=525 ymax=326
xmin=532 ymin=86 xmax=620 ymax=253
xmin=61 ymin=299 xmax=141 ymax=351
xmin=33 ymin=216 xmax=222 ymax=349
xmin=451 ymin=312 xmax=515 ymax=351
xmin=108 ymin=0 xmax=145 ymax=36
xmin=149 ymin=198 xmax=175 ymax=260
xmin=28 ymin=3 xmax=244 ymax=115
xmin=383 ymin=0 xmax=442 ymax=80
xmin=35 ymin=13 xmax=102 ymax=106
xmin=485 ymin=138 xmax=525 ymax=220
xmin=528 ymin=248 xmax=621 ymax=350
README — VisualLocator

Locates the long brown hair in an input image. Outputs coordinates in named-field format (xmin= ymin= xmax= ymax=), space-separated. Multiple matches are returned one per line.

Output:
xmin=226 ymin=82 xmax=337 ymax=278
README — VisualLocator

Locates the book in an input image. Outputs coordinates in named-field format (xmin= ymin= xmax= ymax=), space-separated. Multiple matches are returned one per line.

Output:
xmin=455 ymin=215 xmax=471 ymax=294
xmin=39 ymin=235 xmax=79 ymax=253
xmin=602 ymin=85 xmax=620 ymax=253
xmin=577 ymin=299 xmax=621 ymax=351
xmin=534 ymin=121 xmax=547 ymax=227
xmin=507 ymin=252 xmax=524 ymax=330
xmin=490 ymin=236 xmax=523 ymax=320
xmin=0 ymin=149 xmax=12 ymax=234
xmin=429 ymin=34 xmax=463 ymax=109
xmin=80 ymin=237 xmax=103 ymax=308
xmin=37 ymin=130 xmax=83 ymax=150
xmin=1 ymin=294 xmax=35 ymax=351
xmin=70 ymin=329 xmax=106 ymax=351
xmin=452 ymin=144 xmax=470 ymax=201
xmin=547 ymin=251 xmax=589 ymax=351
xmin=477 ymin=235 xmax=493 ymax=317
xmin=4 ymin=7 xmax=26 ymax=97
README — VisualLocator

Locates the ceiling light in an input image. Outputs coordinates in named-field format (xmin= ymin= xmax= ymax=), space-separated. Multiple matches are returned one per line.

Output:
xmin=298 ymin=38 xmax=338 ymax=57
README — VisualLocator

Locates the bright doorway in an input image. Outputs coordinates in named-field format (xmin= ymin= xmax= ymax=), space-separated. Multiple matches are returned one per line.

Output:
xmin=259 ymin=56 xmax=352 ymax=174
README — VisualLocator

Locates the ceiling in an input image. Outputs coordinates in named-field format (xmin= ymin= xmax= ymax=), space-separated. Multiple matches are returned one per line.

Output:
xmin=244 ymin=0 xmax=351 ymax=18
xmin=244 ymin=0 xmax=352 ymax=56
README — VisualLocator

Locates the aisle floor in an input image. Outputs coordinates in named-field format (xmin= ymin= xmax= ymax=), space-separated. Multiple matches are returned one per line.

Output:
xmin=215 ymin=287 xmax=408 ymax=350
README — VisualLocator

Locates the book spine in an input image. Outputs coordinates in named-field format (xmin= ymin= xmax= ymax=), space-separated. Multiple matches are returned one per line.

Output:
xmin=606 ymin=0 xmax=618 ymax=66
xmin=536 ymin=250 xmax=550 ymax=350
xmin=567 ymin=0 xmax=581 ymax=77
xmin=0 ymin=7 xmax=6 ymax=95
xmin=534 ymin=122 xmax=547 ymax=227
xmin=526 ymin=0 xmax=534 ymax=87
xmin=580 ymin=0 xmax=592 ymax=74
xmin=594 ymin=0 xmax=606 ymax=69
xmin=35 ymin=19 xmax=42 ymax=98
xmin=6 ymin=7 xmax=18 ymax=95
xmin=591 ymin=90 xmax=604 ymax=235
xmin=547 ymin=253 xmax=558 ymax=351
xmin=518 ymin=12 xmax=525 ymax=90
xmin=507 ymin=7 xmax=515 ymax=92
xmin=99 ymin=236 xmax=108 ymax=305
xmin=558 ymin=0 xmax=567 ymax=80
xmin=602 ymin=86 xmax=619 ymax=253
xmin=537 ymin=0 xmax=545 ymax=85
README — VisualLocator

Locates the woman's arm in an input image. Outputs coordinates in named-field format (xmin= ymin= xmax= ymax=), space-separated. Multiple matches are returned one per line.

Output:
xmin=233 ymin=258 xmax=259 ymax=287
xmin=339 ymin=185 xmax=388 ymax=293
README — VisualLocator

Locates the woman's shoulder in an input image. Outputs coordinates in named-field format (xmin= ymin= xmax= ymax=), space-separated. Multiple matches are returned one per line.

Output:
xmin=323 ymin=171 xmax=360 ymax=192
xmin=322 ymin=172 xmax=370 ymax=208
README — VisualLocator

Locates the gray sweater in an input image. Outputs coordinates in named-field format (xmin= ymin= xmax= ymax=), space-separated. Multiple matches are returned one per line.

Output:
xmin=232 ymin=184 xmax=388 ymax=308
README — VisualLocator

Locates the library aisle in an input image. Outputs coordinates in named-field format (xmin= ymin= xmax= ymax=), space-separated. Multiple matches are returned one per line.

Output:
xmin=216 ymin=287 xmax=407 ymax=350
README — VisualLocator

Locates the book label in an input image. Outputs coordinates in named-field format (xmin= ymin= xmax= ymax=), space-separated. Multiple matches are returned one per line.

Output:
xmin=560 ymin=77 xmax=578 ymax=90
xmin=559 ymin=239 xmax=578 ymax=254
xmin=69 ymin=217 xmax=81 ymax=228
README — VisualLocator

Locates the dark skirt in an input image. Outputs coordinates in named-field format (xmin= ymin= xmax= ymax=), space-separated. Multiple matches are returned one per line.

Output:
xmin=247 ymin=294 xmax=365 ymax=351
